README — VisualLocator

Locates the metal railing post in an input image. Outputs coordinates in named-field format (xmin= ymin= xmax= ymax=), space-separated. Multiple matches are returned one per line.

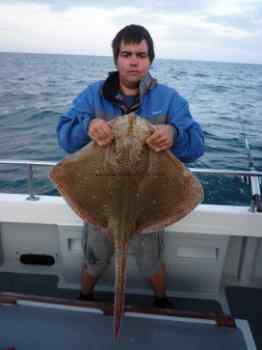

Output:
xmin=26 ymin=164 xmax=39 ymax=201
xmin=243 ymin=135 xmax=262 ymax=212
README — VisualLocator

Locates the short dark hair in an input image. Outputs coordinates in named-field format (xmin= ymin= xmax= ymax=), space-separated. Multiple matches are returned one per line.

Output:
xmin=112 ymin=24 xmax=155 ymax=64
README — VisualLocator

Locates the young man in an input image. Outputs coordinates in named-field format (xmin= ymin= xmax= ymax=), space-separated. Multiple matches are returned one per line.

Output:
xmin=57 ymin=24 xmax=204 ymax=307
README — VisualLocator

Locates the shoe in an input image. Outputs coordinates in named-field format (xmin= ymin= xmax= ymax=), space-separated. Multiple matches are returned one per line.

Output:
xmin=78 ymin=292 xmax=95 ymax=302
xmin=154 ymin=296 xmax=174 ymax=308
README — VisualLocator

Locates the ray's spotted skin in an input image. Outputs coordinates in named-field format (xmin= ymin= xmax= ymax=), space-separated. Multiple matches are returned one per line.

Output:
xmin=50 ymin=113 xmax=204 ymax=340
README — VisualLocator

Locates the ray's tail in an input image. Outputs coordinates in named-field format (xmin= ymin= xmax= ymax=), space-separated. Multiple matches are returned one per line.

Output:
xmin=113 ymin=241 xmax=128 ymax=340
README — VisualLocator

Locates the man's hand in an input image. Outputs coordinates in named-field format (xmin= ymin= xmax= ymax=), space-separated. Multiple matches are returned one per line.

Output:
xmin=146 ymin=124 xmax=176 ymax=152
xmin=88 ymin=118 xmax=113 ymax=146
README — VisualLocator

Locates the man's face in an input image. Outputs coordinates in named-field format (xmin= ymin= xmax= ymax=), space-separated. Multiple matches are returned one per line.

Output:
xmin=116 ymin=39 xmax=151 ymax=88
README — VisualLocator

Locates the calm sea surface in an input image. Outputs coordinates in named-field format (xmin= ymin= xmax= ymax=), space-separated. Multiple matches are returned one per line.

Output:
xmin=0 ymin=52 xmax=261 ymax=205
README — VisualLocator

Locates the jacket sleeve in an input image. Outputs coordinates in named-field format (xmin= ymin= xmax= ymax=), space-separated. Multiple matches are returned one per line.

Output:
xmin=167 ymin=94 xmax=204 ymax=163
xmin=56 ymin=87 xmax=94 ymax=153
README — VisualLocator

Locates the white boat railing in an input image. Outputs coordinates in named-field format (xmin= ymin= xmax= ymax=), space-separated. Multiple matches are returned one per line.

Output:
xmin=0 ymin=159 xmax=261 ymax=212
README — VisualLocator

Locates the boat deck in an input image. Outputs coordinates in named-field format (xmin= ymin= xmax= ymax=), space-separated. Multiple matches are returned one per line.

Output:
xmin=0 ymin=272 xmax=259 ymax=350
xmin=0 ymin=292 xmax=251 ymax=350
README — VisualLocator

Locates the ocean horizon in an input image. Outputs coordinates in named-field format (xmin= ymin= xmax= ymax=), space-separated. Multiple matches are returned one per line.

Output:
xmin=1 ymin=50 xmax=262 ymax=66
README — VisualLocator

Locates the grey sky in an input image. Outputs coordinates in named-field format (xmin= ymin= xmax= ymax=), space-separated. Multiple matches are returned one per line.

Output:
xmin=0 ymin=0 xmax=261 ymax=64
xmin=2 ymin=0 xmax=210 ymax=11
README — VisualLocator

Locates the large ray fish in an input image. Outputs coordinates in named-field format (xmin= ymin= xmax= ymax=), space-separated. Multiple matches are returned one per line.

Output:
xmin=49 ymin=113 xmax=203 ymax=339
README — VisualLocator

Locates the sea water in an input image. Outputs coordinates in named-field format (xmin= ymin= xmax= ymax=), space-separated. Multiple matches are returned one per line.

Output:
xmin=0 ymin=52 xmax=261 ymax=205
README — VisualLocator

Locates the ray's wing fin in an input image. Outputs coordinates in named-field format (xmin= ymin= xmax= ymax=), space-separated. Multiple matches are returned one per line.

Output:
xmin=135 ymin=150 xmax=204 ymax=233
xmin=49 ymin=142 xmax=112 ymax=229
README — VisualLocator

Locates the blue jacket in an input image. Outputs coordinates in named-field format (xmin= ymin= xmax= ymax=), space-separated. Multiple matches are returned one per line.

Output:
xmin=57 ymin=73 xmax=204 ymax=163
